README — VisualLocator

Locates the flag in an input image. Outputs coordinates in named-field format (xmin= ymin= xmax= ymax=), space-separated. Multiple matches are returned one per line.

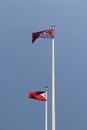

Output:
xmin=32 ymin=29 xmax=54 ymax=43
xmin=28 ymin=91 xmax=47 ymax=102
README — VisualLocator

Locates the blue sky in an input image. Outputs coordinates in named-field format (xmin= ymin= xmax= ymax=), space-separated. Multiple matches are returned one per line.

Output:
xmin=0 ymin=0 xmax=87 ymax=130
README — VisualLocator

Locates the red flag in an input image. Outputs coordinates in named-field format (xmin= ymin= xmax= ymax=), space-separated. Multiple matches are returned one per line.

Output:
xmin=28 ymin=91 xmax=47 ymax=102
xmin=32 ymin=29 xmax=54 ymax=43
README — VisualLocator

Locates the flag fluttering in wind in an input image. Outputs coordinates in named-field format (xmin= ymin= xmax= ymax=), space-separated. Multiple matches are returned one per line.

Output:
xmin=28 ymin=91 xmax=47 ymax=102
xmin=32 ymin=29 xmax=54 ymax=43
xmin=31 ymin=26 xmax=55 ymax=130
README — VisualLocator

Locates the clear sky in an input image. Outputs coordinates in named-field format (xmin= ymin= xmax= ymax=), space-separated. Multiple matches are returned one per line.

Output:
xmin=0 ymin=0 xmax=87 ymax=130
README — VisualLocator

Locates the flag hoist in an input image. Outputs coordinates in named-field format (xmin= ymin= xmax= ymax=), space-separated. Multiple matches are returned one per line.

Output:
xmin=31 ymin=25 xmax=56 ymax=130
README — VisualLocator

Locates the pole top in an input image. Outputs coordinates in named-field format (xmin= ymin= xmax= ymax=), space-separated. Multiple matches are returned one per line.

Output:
xmin=45 ymin=86 xmax=48 ymax=89
xmin=45 ymin=86 xmax=48 ymax=88
xmin=51 ymin=25 xmax=55 ymax=29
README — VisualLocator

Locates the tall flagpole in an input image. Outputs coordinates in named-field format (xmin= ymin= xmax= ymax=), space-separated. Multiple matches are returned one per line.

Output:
xmin=45 ymin=86 xmax=48 ymax=130
xmin=51 ymin=25 xmax=55 ymax=130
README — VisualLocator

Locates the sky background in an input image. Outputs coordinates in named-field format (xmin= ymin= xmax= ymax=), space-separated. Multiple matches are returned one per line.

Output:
xmin=0 ymin=0 xmax=87 ymax=130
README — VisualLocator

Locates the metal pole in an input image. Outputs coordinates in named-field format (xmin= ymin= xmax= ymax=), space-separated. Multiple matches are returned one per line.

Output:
xmin=51 ymin=25 xmax=55 ymax=130
xmin=45 ymin=86 xmax=48 ymax=130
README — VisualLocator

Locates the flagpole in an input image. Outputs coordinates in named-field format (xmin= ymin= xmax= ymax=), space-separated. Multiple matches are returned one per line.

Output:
xmin=51 ymin=25 xmax=55 ymax=130
xmin=45 ymin=86 xmax=48 ymax=130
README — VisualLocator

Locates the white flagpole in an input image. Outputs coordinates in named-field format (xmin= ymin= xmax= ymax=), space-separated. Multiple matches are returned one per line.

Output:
xmin=45 ymin=86 xmax=48 ymax=130
xmin=51 ymin=25 xmax=55 ymax=130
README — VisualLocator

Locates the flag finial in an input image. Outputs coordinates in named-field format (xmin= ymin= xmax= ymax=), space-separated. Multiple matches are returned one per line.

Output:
xmin=45 ymin=86 xmax=48 ymax=88
xmin=51 ymin=25 xmax=55 ymax=29
xmin=45 ymin=86 xmax=48 ymax=91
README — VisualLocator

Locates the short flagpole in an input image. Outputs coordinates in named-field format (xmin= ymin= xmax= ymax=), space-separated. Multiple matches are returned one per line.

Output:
xmin=51 ymin=25 xmax=55 ymax=130
xmin=45 ymin=86 xmax=48 ymax=130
